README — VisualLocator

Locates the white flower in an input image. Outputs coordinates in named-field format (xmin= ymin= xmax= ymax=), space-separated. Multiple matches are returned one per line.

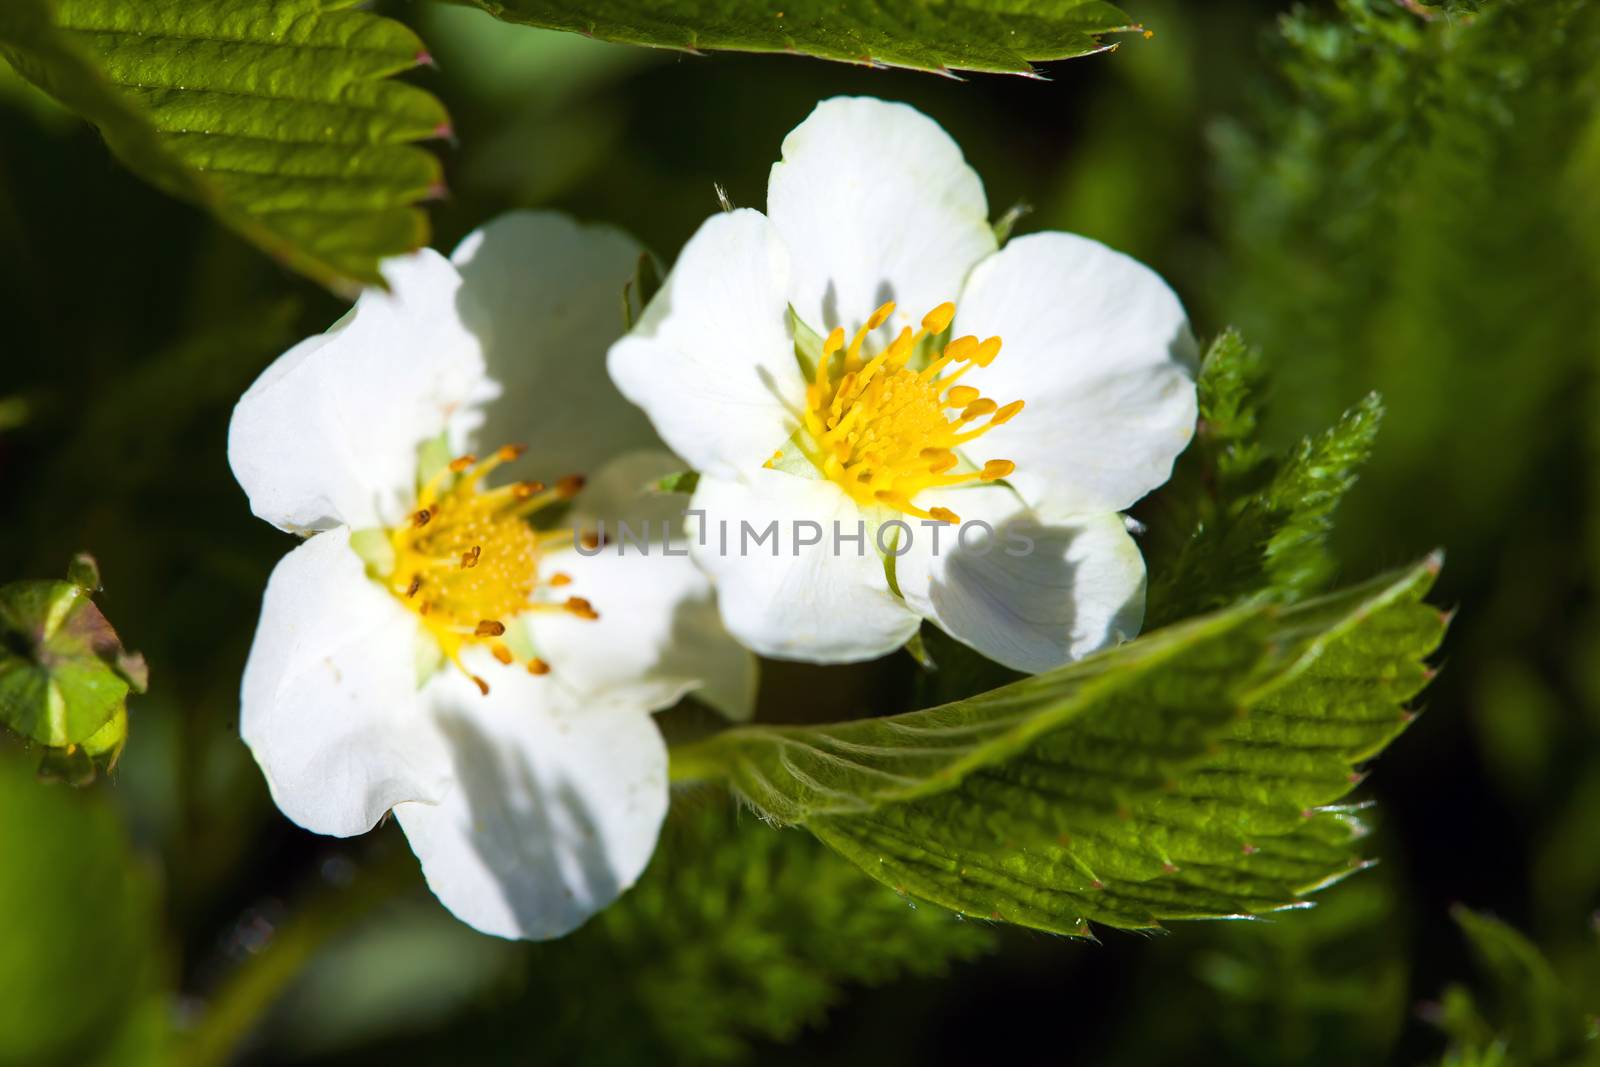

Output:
xmin=608 ymin=97 xmax=1197 ymax=672
xmin=229 ymin=212 xmax=755 ymax=940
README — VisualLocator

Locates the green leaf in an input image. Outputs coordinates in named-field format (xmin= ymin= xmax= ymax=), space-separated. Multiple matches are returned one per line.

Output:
xmin=453 ymin=0 xmax=1138 ymax=76
xmin=1434 ymin=908 xmax=1600 ymax=1067
xmin=0 ymin=0 xmax=448 ymax=294
xmin=671 ymin=556 xmax=1444 ymax=935
xmin=0 ymin=750 xmax=167 ymax=1066
xmin=1145 ymin=331 xmax=1383 ymax=626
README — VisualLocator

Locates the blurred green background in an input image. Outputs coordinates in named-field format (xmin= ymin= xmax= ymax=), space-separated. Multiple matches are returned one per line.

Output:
xmin=2 ymin=0 xmax=1597 ymax=1063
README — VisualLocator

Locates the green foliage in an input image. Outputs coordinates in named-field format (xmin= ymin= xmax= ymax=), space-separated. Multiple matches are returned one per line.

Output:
xmin=0 ymin=750 xmax=167 ymax=1067
xmin=0 ymin=0 xmax=449 ymax=294
xmin=350 ymin=801 xmax=991 ymax=1064
xmin=1212 ymin=0 xmax=1600 ymax=574
xmin=1431 ymin=909 xmax=1600 ymax=1067
xmin=1077 ymin=872 xmax=1411 ymax=1066
xmin=454 ymin=0 xmax=1136 ymax=75
xmin=1143 ymin=331 xmax=1382 ymax=626
xmin=1189 ymin=878 xmax=1410 ymax=1065
xmin=673 ymin=557 xmax=1443 ymax=936
xmin=0 ymin=553 xmax=145 ymax=783
xmin=1214 ymin=7 xmax=1600 ymax=1043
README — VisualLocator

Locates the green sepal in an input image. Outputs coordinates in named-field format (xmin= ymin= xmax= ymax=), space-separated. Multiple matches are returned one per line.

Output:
xmin=790 ymin=305 xmax=825 ymax=383
xmin=413 ymin=629 xmax=444 ymax=691
xmin=347 ymin=528 xmax=397 ymax=583
xmin=904 ymin=628 xmax=938 ymax=671
xmin=993 ymin=202 xmax=1032 ymax=245
xmin=655 ymin=470 xmax=701 ymax=496
xmin=414 ymin=430 xmax=453 ymax=495
xmin=622 ymin=250 xmax=664 ymax=330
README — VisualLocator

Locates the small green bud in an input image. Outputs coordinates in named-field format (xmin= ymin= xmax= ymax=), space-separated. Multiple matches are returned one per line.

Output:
xmin=0 ymin=554 xmax=145 ymax=783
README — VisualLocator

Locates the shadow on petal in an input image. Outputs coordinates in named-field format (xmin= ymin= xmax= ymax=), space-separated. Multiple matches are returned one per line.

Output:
xmin=417 ymin=703 xmax=624 ymax=939
xmin=924 ymin=510 xmax=1144 ymax=675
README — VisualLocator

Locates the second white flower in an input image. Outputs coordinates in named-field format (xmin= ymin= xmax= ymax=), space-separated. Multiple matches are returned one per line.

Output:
xmin=608 ymin=96 xmax=1199 ymax=672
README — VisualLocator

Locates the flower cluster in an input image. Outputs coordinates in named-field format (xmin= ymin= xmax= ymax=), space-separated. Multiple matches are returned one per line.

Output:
xmin=231 ymin=98 xmax=1196 ymax=939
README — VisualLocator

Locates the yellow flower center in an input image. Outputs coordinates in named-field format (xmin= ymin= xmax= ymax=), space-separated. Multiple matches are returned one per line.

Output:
xmin=384 ymin=445 xmax=597 ymax=695
xmin=778 ymin=301 xmax=1023 ymax=523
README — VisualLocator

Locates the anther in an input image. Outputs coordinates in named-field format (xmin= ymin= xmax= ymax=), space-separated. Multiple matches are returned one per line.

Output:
xmin=413 ymin=509 xmax=432 ymax=528
xmin=961 ymin=398 xmax=998 ymax=420
xmin=491 ymin=644 xmax=513 ymax=665
xmin=579 ymin=531 xmax=602 ymax=551
xmin=565 ymin=596 xmax=599 ymax=620
xmin=497 ymin=444 xmax=528 ymax=461
xmin=928 ymin=507 xmax=960 ymax=524
xmin=866 ymin=301 xmax=896 ymax=330
xmin=470 ymin=675 xmax=489 ymax=696
xmin=460 ymin=546 xmax=481 ymax=569
xmin=921 ymin=302 xmax=956 ymax=333
xmin=449 ymin=454 xmax=477 ymax=473
xmin=945 ymin=385 xmax=980 ymax=407
xmin=991 ymin=399 xmax=1025 ymax=425
xmin=528 ymin=658 xmax=551 ymax=676
xmin=981 ymin=459 xmax=1016 ymax=480
xmin=548 ymin=573 xmax=572 ymax=587
xmin=405 ymin=574 xmax=423 ymax=598
xmin=474 ymin=620 xmax=505 ymax=637
xmin=972 ymin=337 xmax=1002 ymax=366
xmin=556 ymin=474 xmax=586 ymax=500
xmin=512 ymin=480 xmax=546 ymax=499
xmin=944 ymin=336 xmax=979 ymax=362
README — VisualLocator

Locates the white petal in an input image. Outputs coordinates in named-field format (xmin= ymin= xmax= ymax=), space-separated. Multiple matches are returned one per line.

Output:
xmin=451 ymin=212 xmax=660 ymax=478
xmin=394 ymin=663 xmax=668 ymax=940
xmin=229 ymin=251 xmax=498 ymax=532
xmin=688 ymin=471 xmax=919 ymax=663
xmin=568 ymin=449 xmax=697 ymax=533
xmin=240 ymin=528 xmax=451 ymax=837
xmin=525 ymin=547 xmax=757 ymax=722
xmin=953 ymin=232 xmax=1198 ymax=515
xmin=607 ymin=209 xmax=801 ymax=479
xmin=767 ymin=96 xmax=997 ymax=337
xmin=540 ymin=451 xmax=757 ymax=720
xmin=896 ymin=490 xmax=1145 ymax=674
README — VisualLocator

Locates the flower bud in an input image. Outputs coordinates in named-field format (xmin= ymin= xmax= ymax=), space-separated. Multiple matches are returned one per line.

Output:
xmin=0 ymin=554 xmax=145 ymax=783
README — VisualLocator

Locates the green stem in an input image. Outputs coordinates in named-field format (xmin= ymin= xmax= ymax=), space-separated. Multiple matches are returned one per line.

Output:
xmin=179 ymin=848 xmax=411 ymax=1067
xmin=667 ymin=734 xmax=735 ymax=785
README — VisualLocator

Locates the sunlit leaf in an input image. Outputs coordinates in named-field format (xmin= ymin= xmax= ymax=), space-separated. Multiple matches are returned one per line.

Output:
xmin=672 ymin=556 xmax=1444 ymax=935
xmin=0 ymin=0 xmax=448 ymax=294
xmin=453 ymin=0 xmax=1138 ymax=76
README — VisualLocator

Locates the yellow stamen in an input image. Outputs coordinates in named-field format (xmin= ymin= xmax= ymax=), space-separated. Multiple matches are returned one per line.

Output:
xmin=788 ymin=301 xmax=1024 ymax=521
xmin=385 ymin=446 xmax=596 ymax=693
